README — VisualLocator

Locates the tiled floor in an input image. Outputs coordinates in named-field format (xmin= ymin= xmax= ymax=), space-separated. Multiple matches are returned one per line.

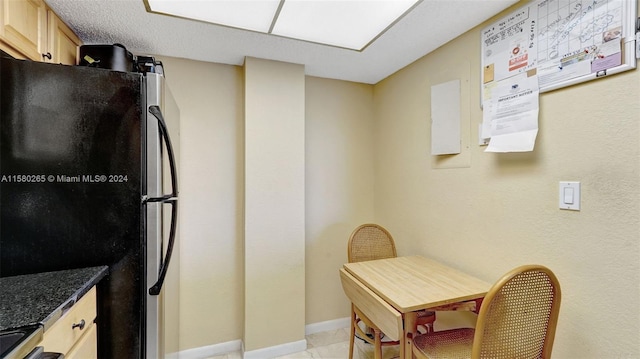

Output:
xmin=207 ymin=327 xmax=400 ymax=359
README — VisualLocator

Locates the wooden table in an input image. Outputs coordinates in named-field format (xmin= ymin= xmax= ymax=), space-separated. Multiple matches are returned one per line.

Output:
xmin=342 ymin=256 xmax=491 ymax=359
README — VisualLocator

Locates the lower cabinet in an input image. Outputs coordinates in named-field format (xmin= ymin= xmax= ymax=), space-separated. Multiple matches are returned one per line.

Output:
xmin=38 ymin=286 xmax=97 ymax=358
xmin=65 ymin=322 xmax=97 ymax=359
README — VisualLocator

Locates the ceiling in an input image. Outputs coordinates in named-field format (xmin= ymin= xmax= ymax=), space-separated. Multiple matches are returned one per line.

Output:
xmin=46 ymin=0 xmax=519 ymax=84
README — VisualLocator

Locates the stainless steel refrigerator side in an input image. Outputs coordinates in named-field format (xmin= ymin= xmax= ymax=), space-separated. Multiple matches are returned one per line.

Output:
xmin=161 ymin=83 xmax=181 ymax=358
xmin=145 ymin=73 xmax=164 ymax=359
xmin=145 ymin=72 xmax=181 ymax=359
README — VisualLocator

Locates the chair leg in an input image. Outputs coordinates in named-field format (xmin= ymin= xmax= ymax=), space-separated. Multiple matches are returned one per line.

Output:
xmin=425 ymin=322 xmax=433 ymax=333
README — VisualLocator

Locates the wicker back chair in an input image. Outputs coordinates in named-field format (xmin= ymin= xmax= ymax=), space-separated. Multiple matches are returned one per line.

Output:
xmin=348 ymin=223 xmax=397 ymax=263
xmin=346 ymin=224 xmax=436 ymax=359
xmin=412 ymin=264 xmax=561 ymax=359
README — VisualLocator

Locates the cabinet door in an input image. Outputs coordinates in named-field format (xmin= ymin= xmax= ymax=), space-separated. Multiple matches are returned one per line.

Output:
xmin=0 ymin=0 xmax=46 ymax=61
xmin=47 ymin=9 xmax=80 ymax=65
xmin=65 ymin=323 xmax=98 ymax=359
xmin=39 ymin=287 xmax=97 ymax=354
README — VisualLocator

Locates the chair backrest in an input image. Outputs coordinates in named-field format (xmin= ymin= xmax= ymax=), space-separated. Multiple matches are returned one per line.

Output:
xmin=340 ymin=268 xmax=403 ymax=341
xmin=347 ymin=224 xmax=397 ymax=263
xmin=472 ymin=265 xmax=561 ymax=359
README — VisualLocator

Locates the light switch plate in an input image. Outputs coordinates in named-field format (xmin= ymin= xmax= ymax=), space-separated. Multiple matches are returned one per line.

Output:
xmin=559 ymin=181 xmax=580 ymax=210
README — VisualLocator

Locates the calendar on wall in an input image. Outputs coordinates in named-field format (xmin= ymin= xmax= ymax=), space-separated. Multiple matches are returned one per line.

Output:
xmin=481 ymin=0 xmax=637 ymax=92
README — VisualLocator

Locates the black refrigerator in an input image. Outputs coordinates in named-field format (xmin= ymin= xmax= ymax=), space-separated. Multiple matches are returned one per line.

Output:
xmin=0 ymin=53 xmax=179 ymax=358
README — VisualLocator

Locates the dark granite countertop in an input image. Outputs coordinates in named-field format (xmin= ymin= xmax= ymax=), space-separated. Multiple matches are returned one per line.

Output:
xmin=0 ymin=266 xmax=108 ymax=332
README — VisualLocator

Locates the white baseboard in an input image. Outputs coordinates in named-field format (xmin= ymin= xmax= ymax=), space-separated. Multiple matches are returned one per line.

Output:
xmin=243 ymin=339 xmax=307 ymax=359
xmin=305 ymin=316 xmax=350 ymax=335
xmin=174 ymin=317 xmax=350 ymax=358
xmin=177 ymin=339 xmax=242 ymax=359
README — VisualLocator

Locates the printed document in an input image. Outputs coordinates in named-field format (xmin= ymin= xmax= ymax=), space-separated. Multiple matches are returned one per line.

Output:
xmin=484 ymin=73 xmax=540 ymax=153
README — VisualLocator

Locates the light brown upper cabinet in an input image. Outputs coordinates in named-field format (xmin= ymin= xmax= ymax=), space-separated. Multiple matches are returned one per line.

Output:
xmin=46 ymin=8 xmax=81 ymax=65
xmin=0 ymin=0 xmax=81 ymax=65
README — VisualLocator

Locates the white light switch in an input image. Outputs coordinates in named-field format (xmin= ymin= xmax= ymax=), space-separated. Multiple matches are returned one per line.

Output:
xmin=559 ymin=181 xmax=580 ymax=210
xmin=563 ymin=187 xmax=574 ymax=204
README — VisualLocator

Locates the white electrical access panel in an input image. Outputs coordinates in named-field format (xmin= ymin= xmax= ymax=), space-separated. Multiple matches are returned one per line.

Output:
xmin=559 ymin=181 xmax=580 ymax=211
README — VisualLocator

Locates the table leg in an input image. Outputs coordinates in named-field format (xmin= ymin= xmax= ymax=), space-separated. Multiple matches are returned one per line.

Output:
xmin=403 ymin=311 xmax=417 ymax=359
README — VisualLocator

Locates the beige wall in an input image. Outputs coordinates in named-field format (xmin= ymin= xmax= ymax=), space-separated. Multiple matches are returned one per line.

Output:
xmin=156 ymin=57 xmax=375 ymax=353
xmin=243 ymin=57 xmax=306 ymax=353
xmin=305 ymin=76 xmax=376 ymax=324
xmin=156 ymin=56 xmax=246 ymax=350
xmin=158 ymin=1 xmax=639 ymax=354
xmin=373 ymin=5 xmax=640 ymax=359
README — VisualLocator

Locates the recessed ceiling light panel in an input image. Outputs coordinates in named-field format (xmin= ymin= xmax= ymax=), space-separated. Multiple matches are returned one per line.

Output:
xmin=273 ymin=0 xmax=419 ymax=50
xmin=146 ymin=0 xmax=420 ymax=50
xmin=147 ymin=0 xmax=281 ymax=33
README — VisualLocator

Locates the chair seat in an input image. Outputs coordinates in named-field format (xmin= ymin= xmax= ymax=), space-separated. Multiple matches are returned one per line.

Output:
xmin=412 ymin=265 xmax=561 ymax=359
xmin=412 ymin=328 xmax=475 ymax=359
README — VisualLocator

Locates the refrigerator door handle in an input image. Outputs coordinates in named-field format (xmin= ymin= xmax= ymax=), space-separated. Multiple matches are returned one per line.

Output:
xmin=147 ymin=105 xmax=178 ymax=296
xmin=149 ymin=199 xmax=177 ymax=295
xmin=147 ymin=105 xmax=178 ymax=199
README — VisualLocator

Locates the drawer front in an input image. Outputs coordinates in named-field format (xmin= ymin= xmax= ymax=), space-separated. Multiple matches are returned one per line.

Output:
xmin=39 ymin=286 xmax=97 ymax=354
